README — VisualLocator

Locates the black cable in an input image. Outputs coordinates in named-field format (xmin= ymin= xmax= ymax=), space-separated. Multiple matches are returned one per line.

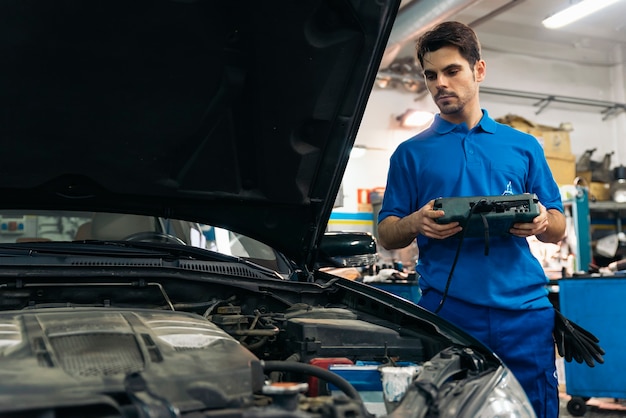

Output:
xmin=480 ymin=213 xmax=490 ymax=256
xmin=434 ymin=199 xmax=489 ymax=314
xmin=262 ymin=360 xmax=362 ymax=401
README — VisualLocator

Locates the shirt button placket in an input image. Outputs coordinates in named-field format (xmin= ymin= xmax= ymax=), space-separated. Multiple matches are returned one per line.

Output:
xmin=465 ymin=133 xmax=476 ymax=161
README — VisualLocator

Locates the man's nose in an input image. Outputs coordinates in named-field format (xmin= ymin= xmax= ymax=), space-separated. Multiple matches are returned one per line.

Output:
xmin=434 ymin=74 xmax=448 ymax=87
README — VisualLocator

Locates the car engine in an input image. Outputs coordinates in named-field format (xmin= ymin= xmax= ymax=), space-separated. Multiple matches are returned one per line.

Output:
xmin=0 ymin=273 xmax=499 ymax=418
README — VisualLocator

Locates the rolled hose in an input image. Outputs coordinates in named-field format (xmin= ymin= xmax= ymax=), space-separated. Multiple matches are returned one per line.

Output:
xmin=261 ymin=360 xmax=362 ymax=401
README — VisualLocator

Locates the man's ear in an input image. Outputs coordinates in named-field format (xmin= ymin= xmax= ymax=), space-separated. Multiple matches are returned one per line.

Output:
xmin=474 ymin=59 xmax=486 ymax=82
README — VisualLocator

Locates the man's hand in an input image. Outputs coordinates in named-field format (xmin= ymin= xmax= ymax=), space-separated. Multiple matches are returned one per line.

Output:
xmin=509 ymin=202 xmax=566 ymax=243
xmin=378 ymin=200 xmax=462 ymax=249
xmin=509 ymin=202 xmax=549 ymax=238
xmin=418 ymin=199 xmax=463 ymax=239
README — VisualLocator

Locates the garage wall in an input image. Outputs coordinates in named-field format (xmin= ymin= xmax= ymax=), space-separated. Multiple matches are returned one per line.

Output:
xmin=339 ymin=49 xmax=626 ymax=212
xmin=484 ymin=49 xmax=625 ymax=162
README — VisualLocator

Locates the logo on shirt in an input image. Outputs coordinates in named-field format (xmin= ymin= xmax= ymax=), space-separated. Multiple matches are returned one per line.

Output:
xmin=502 ymin=181 xmax=513 ymax=195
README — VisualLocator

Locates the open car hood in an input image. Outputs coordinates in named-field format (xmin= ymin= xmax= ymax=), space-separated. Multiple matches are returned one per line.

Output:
xmin=0 ymin=0 xmax=399 ymax=267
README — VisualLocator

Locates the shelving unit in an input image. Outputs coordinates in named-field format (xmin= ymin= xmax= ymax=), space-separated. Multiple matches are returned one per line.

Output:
xmin=562 ymin=190 xmax=626 ymax=273
xmin=588 ymin=200 xmax=626 ymax=264
xmin=588 ymin=200 xmax=626 ymax=243
xmin=589 ymin=200 xmax=626 ymax=210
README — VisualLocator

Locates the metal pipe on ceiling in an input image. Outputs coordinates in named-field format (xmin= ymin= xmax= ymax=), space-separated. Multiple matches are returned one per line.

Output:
xmin=467 ymin=0 xmax=527 ymax=28
xmin=381 ymin=0 xmax=527 ymax=69
xmin=381 ymin=0 xmax=482 ymax=69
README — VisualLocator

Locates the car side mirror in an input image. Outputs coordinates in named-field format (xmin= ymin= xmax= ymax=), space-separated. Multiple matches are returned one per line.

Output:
xmin=317 ymin=231 xmax=377 ymax=268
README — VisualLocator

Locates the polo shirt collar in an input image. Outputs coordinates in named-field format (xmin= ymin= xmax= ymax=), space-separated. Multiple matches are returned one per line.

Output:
xmin=432 ymin=109 xmax=497 ymax=134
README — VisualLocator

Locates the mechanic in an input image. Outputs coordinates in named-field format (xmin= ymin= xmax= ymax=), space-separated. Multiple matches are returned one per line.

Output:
xmin=377 ymin=21 xmax=566 ymax=418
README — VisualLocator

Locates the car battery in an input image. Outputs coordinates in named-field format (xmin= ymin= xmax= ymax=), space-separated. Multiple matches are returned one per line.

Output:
xmin=328 ymin=362 xmax=385 ymax=416
xmin=328 ymin=361 xmax=420 ymax=417
xmin=307 ymin=357 xmax=354 ymax=397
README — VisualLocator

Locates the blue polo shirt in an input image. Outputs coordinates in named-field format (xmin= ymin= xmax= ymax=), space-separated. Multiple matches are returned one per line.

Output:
xmin=378 ymin=110 xmax=563 ymax=310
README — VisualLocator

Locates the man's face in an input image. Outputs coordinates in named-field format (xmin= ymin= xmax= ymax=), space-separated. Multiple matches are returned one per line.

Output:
xmin=421 ymin=45 xmax=485 ymax=119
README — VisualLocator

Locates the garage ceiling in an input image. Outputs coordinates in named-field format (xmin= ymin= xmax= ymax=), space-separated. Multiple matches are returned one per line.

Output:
xmin=387 ymin=0 xmax=626 ymax=67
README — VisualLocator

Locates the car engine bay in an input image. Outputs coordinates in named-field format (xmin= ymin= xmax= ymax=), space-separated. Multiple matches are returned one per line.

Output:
xmin=0 ymin=269 xmax=501 ymax=418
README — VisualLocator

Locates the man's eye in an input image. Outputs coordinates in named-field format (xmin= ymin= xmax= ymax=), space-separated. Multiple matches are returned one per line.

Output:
xmin=425 ymin=74 xmax=436 ymax=81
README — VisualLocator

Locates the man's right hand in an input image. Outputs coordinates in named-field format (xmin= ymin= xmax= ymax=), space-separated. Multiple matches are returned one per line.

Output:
xmin=417 ymin=199 xmax=462 ymax=239
xmin=378 ymin=199 xmax=462 ymax=249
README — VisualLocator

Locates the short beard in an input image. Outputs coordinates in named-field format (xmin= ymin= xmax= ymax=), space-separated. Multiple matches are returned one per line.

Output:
xmin=438 ymin=102 xmax=463 ymax=115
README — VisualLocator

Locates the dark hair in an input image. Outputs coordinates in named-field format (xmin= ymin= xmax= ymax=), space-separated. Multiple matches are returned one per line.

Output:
xmin=415 ymin=21 xmax=481 ymax=69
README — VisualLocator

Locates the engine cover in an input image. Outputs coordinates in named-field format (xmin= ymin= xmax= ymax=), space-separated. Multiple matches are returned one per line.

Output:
xmin=0 ymin=308 xmax=260 ymax=412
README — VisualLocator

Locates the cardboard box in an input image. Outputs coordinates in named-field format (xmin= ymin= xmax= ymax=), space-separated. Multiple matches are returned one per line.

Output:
xmin=496 ymin=114 xmax=572 ymax=157
xmin=547 ymin=154 xmax=576 ymax=186
xmin=589 ymin=181 xmax=610 ymax=201
xmin=532 ymin=130 xmax=571 ymax=158
xmin=497 ymin=114 xmax=537 ymax=132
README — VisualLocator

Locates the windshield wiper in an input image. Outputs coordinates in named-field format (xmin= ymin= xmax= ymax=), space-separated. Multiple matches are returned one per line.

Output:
xmin=82 ymin=241 xmax=287 ymax=279
xmin=1 ymin=242 xmax=285 ymax=279
xmin=82 ymin=241 xmax=286 ymax=278
xmin=0 ymin=241 xmax=231 ymax=260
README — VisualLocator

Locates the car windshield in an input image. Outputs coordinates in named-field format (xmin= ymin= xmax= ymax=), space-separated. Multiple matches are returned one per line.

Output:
xmin=1 ymin=210 xmax=289 ymax=274
xmin=0 ymin=210 xmax=204 ymax=246
xmin=0 ymin=211 xmax=91 ymax=244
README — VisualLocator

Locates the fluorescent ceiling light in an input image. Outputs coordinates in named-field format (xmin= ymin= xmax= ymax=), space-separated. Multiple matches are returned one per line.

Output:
xmin=542 ymin=0 xmax=623 ymax=29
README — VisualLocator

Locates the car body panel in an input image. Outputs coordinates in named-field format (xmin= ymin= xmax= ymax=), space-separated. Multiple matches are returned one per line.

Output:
xmin=0 ymin=0 xmax=398 ymax=269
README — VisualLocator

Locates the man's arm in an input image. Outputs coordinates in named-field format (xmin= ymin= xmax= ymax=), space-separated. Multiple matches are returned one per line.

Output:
xmin=378 ymin=200 xmax=462 ymax=249
xmin=378 ymin=216 xmax=419 ymax=250
xmin=537 ymin=208 xmax=566 ymax=244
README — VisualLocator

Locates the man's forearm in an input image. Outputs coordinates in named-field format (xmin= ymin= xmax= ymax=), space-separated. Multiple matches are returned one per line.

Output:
xmin=537 ymin=209 xmax=566 ymax=244
xmin=378 ymin=216 xmax=417 ymax=249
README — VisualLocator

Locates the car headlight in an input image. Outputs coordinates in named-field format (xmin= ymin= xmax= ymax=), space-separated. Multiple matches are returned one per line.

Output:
xmin=463 ymin=366 xmax=536 ymax=418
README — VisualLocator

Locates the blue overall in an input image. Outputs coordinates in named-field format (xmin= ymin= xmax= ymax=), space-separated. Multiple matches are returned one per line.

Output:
xmin=378 ymin=110 xmax=563 ymax=417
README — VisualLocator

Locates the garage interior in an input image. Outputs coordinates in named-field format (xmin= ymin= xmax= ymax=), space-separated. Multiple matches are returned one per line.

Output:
xmin=328 ymin=1 xmax=626 ymax=416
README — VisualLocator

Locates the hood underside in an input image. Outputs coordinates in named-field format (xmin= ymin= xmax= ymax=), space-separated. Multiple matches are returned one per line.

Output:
xmin=0 ymin=0 xmax=399 ymax=265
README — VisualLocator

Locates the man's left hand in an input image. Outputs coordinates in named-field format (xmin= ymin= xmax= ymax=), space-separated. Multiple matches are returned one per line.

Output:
xmin=509 ymin=202 xmax=549 ymax=238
